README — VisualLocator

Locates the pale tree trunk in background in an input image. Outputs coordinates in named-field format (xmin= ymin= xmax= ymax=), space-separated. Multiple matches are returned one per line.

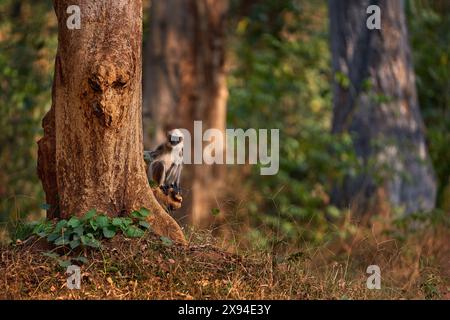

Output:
xmin=37 ymin=0 xmax=185 ymax=243
xmin=329 ymin=0 xmax=436 ymax=216
xmin=143 ymin=0 xmax=228 ymax=228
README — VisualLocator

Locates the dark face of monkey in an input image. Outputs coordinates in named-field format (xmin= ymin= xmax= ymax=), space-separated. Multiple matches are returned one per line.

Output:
xmin=166 ymin=129 xmax=184 ymax=149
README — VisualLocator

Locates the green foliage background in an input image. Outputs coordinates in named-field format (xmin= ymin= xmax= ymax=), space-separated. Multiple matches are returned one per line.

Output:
xmin=0 ymin=1 xmax=56 ymax=225
xmin=225 ymin=0 xmax=449 ymax=247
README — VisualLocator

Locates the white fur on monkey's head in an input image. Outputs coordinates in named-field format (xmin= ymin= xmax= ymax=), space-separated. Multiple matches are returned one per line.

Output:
xmin=167 ymin=129 xmax=184 ymax=147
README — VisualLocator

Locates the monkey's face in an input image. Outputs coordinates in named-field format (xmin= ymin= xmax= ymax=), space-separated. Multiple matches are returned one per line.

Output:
xmin=167 ymin=129 xmax=184 ymax=148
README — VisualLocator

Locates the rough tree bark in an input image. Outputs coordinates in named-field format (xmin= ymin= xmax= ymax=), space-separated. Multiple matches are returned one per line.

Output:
xmin=37 ymin=0 xmax=185 ymax=243
xmin=143 ymin=0 xmax=229 ymax=227
xmin=329 ymin=0 xmax=436 ymax=216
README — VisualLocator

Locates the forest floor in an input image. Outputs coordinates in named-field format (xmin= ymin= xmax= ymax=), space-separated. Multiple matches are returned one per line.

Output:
xmin=0 ymin=219 xmax=449 ymax=300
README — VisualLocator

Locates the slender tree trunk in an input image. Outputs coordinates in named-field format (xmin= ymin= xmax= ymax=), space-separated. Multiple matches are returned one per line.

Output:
xmin=329 ymin=0 xmax=436 ymax=216
xmin=143 ymin=0 xmax=228 ymax=227
xmin=37 ymin=0 xmax=185 ymax=243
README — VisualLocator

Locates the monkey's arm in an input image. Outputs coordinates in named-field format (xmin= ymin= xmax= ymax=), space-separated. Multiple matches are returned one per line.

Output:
xmin=174 ymin=147 xmax=183 ymax=192
xmin=165 ymin=148 xmax=183 ymax=193
xmin=174 ymin=164 xmax=182 ymax=193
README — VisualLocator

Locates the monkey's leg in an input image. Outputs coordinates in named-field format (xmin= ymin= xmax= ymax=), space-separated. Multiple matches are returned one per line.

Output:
xmin=151 ymin=161 xmax=169 ymax=194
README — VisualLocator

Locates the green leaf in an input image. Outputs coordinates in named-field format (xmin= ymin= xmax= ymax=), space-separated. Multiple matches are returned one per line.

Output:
xmin=117 ymin=218 xmax=133 ymax=232
xmin=47 ymin=232 xmax=60 ymax=242
xmin=131 ymin=211 xmax=142 ymax=219
xmin=83 ymin=209 xmax=97 ymax=221
xmin=160 ymin=236 xmax=173 ymax=247
xmin=69 ymin=239 xmax=81 ymax=249
xmin=131 ymin=208 xmax=150 ymax=219
xmin=89 ymin=219 xmax=98 ymax=231
xmin=131 ymin=209 xmax=151 ymax=219
xmin=112 ymin=217 xmax=123 ymax=227
xmin=73 ymin=226 xmax=84 ymax=237
xmin=95 ymin=215 xmax=109 ymax=228
xmin=80 ymin=235 xmax=89 ymax=245
xmin=81 ymin=234 xmax=101 ymax=248
xmin=102 ymin=227 xmax=116 ymax=239
xmin=67 ymin=217 xmax=81 ymax=228
xmin=32 ymin=223 xmax=43 ymax=235
xmin=122 ymin=218 xmax=133 ymax=226
xmin=54 ymin=220 xmax=67 ymax=233
xmin=139 ymin=208 xmax=150 ymax=217
xmin=138 ymin=220 xmax=151 ymax=230
xmin=88 ymin=239 xmax=101 ymax=248
xmin=54 ymin=235 xmax=70 ymax=246
xmin=58 ymin=260 xmax=72 ymax=269
xmin=33 ymin=221 xmax=53 ymax=237
xmin=211 ymin=208 xmax=221 ymax=216
xmin=125 ymin=226 xmax=145 ymax=238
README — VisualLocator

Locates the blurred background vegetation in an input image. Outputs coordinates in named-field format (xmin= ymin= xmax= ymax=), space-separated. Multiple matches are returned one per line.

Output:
xmin=0 ymin=0 xmax=448 ymax=249
xmin=0 ymin=1 xmax=56 ymax=226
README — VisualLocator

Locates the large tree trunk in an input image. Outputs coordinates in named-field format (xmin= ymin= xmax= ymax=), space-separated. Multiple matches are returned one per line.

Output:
xmin=329 ymin=0 xmax=436 ymax=216
xmin=143 ymin=0 xmax=228 ymax=227
xmin=37 ymin=0 xmax=185 ymax=243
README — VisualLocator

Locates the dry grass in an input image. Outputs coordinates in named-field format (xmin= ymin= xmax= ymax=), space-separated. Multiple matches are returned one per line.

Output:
xmin=0 ymin=219 xmax=449 ymax=300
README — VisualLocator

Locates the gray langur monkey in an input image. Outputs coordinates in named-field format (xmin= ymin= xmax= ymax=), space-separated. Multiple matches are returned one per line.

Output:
xmin=144 ymin=129 xmax=184 ymax=195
